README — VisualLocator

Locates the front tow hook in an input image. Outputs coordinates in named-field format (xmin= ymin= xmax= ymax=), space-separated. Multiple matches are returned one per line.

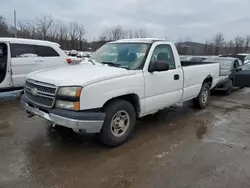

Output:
xmin=26 ymin=111 xmax=34 ymax=118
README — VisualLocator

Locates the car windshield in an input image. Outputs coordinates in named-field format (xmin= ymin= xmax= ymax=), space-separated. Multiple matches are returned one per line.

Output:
xmin=89 ymin=43 xmax=151 ymax=70
xmin=245 ymin=55 xmax=250 ymax=61
xmin=242 ymin=62 xmax=250 ymax=70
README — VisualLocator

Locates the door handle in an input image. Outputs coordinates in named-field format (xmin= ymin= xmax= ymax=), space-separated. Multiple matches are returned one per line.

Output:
xmin=174 ymin=74 xmax=179 ymax=80
xmin=35 ymin=60 xmax=43 ymax=62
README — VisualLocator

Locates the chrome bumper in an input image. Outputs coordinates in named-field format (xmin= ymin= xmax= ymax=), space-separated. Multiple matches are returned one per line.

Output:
xmin=21 ymin=100 xmax=104 ymax=133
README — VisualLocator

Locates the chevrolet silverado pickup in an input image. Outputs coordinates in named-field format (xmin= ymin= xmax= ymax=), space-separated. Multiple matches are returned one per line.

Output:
xmin=20 ymin=38 xmax=220 ymax=147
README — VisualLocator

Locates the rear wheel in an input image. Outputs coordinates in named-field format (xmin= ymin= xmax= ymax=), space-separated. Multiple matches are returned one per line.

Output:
xmin=99 ymin=99 xmax=136 ymax=147
xmin=193 ymin=83 xmax=210 ymax=109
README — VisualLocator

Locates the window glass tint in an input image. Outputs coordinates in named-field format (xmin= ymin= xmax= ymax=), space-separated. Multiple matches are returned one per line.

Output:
xmin=90 ymin=43 xmax=151 ymax=70
xmin=10 ymin=44 xmax=37 ymax=58
xmin=34 ymin=45 xmax=59 ymax=57
xmin=245 ymin=55 xmax=250 ymax=61
xmin=150 ymin=44 xmax=176 ymax=70
xmin=234 ymin=60 xmax=240 ymax=68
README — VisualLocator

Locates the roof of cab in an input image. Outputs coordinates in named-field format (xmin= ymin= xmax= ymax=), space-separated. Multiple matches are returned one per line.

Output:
xmin=110 ymin=38 xmax=165 ymax=44
xmin=0 ymin=37 xmax=60 ymax=46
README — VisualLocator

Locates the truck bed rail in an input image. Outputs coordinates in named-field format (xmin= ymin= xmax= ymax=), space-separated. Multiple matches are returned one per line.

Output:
xmin=181 ymin=61 xmax=217 ymax=67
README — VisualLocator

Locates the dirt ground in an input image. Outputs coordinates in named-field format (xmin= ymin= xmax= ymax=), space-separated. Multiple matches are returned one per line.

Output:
xmin=1 ymin=89 xmax=250 ymax=188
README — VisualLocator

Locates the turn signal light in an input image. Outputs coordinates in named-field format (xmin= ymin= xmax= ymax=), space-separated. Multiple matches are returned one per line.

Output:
xmin=66 ymin=58 xmax=72 ymax=64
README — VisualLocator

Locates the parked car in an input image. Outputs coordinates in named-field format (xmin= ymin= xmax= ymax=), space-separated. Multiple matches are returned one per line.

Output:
xmin=20 ymin=38 xmax=220 ymax=147
xmin=238 ymin=53 xmax=250 ymax=64
xmin=204 ymin=57 xmax=242 ymax=95
xmin=0 ymin=38 xmax=72 ymax=92
xmin=242 ymin=62 xmax=250 ymax=70
xmin=219 ymin=54 xmax=245 ymax=65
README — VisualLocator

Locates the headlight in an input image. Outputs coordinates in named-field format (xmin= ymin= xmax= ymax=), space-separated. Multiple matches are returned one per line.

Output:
xmin=57 ymin=87 xmax=82 ymax=97
xmin=55 ymin=100 xmax=80 ymax=110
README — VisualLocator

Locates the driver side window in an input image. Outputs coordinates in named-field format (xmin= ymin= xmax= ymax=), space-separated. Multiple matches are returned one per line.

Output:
xmin=150 ymin=44 xmax=176 ymax=70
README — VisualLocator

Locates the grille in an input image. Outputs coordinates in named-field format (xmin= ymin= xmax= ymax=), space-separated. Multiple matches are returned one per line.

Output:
xmin=26 ymin=90 xmax=54 ymax=107
xmin=25 ymin=79 xmax=56 ymax=95
xmin=25 ymin=79 xmax=57 ymax=108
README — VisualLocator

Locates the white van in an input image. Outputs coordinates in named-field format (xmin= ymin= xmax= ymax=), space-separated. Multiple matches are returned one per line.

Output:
xmin=0 ymin=38 xmax=71 ymax=92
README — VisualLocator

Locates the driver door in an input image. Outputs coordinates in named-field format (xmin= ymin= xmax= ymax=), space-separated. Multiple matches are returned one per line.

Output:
xmin=144 ymin=44 xmax=183 ymax=114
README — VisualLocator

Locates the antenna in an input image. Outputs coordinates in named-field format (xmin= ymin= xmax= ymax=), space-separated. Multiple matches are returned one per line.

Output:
xmin=14 ymin=10 xmax=17 ymax=38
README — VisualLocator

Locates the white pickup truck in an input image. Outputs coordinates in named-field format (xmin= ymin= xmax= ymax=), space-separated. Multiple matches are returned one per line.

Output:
xmin=21 ymin=38 xmax=220 ymax=147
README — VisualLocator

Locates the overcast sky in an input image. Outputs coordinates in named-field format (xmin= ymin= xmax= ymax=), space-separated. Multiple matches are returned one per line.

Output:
xmin=1 ymin=0 xmax=250 ymax=42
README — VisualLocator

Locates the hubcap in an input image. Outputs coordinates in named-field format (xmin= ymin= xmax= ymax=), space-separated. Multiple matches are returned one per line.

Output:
xmin=111 ymin=110 xmax=130 ymax=137
xmin=202 ymin=88 xmax=208 ymax=104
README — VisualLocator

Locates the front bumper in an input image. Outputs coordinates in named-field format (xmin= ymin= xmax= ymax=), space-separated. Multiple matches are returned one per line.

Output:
xmin=20 ymin=95 xmax=105 ymax=133
xmin=214 ymin=76 xmax=230 ymax=91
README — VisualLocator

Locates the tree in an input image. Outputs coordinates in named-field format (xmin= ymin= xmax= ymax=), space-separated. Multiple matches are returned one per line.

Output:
xmin=244 ymin=35 xmax=250 ymax=53
xmin=101 ymin=26 xmax=126 ymax=41
xmin=58 ymin=22 xmax=68 ymax=49
xmin=225 ymin=40 xmax=234 ymax=54
xmin=0 ymin=16 xmax=10 ymax=37
xmin=36 ymin=15 xmax=53 ymax=40
xmin=213 ymin=33 xmax=225 ymax=55
xmin=68 ymin=22 xmax=78 ymax=49
xmin=133 ymin=28 xmax=150 ymax=38
xmin=76 ymin=24 xmax=85 ymax=50
xmin=234 ymin=36 xmax=245 ymax=53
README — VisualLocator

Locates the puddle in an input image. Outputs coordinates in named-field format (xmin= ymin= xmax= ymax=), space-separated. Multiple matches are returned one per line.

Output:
xmin=0 ymin=121 xmax=13 ymax=137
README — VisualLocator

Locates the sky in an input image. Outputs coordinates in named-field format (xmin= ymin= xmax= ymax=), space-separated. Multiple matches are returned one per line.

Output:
xmin=1 ymin=0 xmax=250 ymax=42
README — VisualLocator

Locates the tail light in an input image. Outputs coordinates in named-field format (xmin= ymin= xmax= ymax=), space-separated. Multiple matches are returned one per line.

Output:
xmin=66 ymin=58 xmax=72 ymax=64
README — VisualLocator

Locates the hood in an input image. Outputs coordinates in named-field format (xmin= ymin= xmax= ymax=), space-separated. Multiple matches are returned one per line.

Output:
xmin=28 ymin=63 xmax=136 ymax=86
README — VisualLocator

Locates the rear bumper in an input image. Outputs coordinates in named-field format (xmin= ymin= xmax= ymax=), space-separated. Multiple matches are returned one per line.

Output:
xmin=20 ymin=95 xmax=105 ymax=133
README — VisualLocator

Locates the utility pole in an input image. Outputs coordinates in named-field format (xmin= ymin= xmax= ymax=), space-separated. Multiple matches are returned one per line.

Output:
xmin=14 ymin=10 xmax=17 ymax=38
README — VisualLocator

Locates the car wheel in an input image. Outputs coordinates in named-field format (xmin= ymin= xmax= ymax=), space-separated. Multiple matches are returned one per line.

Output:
xmin=193 ymin=82 xmax=210 ymax=109
xmin=99 ymin=99 xmax=136 ymax=147
xmin=225 ymin=80 xmax=233 ymax=95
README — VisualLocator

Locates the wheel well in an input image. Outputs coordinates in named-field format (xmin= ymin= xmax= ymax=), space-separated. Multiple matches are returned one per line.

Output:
xmin=102 ymin=94 xmax=141 ymax=118
xmin=203 ymin=76 xmax=213 ymax=87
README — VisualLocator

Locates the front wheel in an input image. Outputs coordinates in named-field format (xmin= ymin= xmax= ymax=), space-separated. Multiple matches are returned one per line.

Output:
xmin=225 ymin=80 xmax=233 ymax=95
xmin=99 ymin=99 xmax=136 ymax=147
xmin=193 ymin=83 xmax=210 ymax=109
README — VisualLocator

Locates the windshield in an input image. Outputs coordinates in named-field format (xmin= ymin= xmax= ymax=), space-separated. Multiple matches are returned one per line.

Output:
xmin=245 ymin=55 xmax=250 ymax=61
xmin=242 ymin=63 xmax=250 ymax=70
xmin=90 ymin=43 xmax=151 ymax=69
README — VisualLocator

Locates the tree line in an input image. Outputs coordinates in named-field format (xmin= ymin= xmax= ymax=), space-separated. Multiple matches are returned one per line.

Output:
xmin=0 ymin=15 xmax=149 ymax=51
xmin=0 ymin=15 xmax=250 ymax=55
xmin=175 ymin=33 xmax=250 ymax=55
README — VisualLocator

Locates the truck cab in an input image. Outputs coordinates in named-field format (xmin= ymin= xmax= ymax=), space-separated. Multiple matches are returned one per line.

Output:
xmin=21 ymin=38 xmax=220 ymax=147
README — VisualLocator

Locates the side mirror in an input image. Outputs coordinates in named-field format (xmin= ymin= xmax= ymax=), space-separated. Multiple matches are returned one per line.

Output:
xmin=148 ymin=61 xmax=169 ymax=73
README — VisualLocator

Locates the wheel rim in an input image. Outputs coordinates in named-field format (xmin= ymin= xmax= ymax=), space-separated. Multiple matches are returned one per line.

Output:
xmin=111 ymin=110 xmax=130 ymax=137
xmin=202 ymin=88 xmax=208 ymax=104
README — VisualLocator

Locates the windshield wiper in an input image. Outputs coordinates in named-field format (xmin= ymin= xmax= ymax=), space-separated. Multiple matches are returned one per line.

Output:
xmin=88 ymin=59 xmax=95 ymax=65
xmin=101 ymin=62 xmax=130 ymax=70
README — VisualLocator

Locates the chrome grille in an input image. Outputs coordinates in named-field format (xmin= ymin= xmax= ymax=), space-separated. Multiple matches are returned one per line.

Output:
xmin=25 ymin=79 xmax=57 ymax=108
xmin=26 ymin=81 xmax=56 ymax=95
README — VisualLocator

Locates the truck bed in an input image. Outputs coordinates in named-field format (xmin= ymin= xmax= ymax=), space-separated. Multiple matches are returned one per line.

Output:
xmin=180 ymin=61 xmax=220 ymax=101
xmin=181 ymin=61 xmax=217 ymax=67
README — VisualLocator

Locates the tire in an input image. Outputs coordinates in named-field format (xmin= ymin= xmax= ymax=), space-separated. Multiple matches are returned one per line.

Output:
xmin=193 ymin=82 xmax=210 ymax=109
xmin=99 ymin=99 xmax=136 ymax=147
xmin=225 ymin=80 xmax=233 ymax=95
